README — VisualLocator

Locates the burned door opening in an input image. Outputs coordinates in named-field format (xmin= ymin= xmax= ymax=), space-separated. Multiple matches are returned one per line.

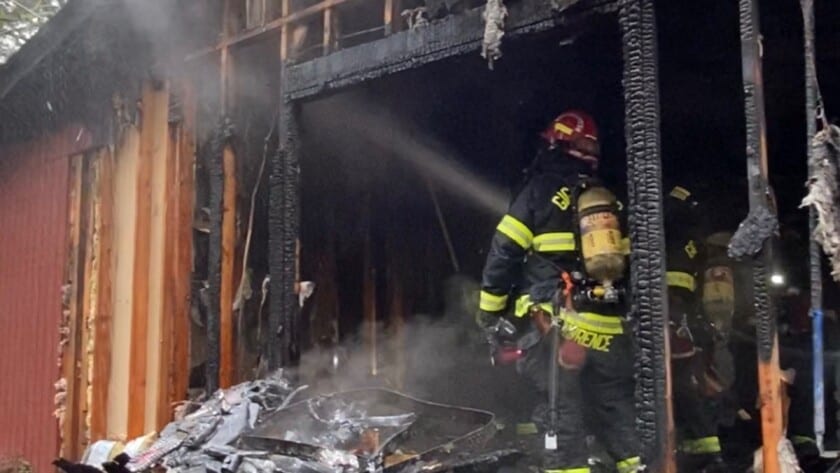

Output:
xmin=293 ymin=19 xmax=625 ymax=415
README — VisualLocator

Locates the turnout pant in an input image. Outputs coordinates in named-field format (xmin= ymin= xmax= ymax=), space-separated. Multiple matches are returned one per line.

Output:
xmin=521 ymin=317 xmax=641 ymax=473
xmin=673 ymin=356 xmax=723 ymax=464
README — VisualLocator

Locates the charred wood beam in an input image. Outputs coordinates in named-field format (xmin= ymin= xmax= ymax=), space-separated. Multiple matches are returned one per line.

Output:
xmin=736 ymin=0 xmax=783 ymax=469
xmin=802 ymin=0 xmax=824 ymax=451
xmin=283 ymin=0 xmax=615 ymax=100
xmin=268 ymin=85 xmax=301 ymax=369
xmin=618 ymin=0 xmax=673 ymax=470
xmin=206 ymin=118 xmax=234 ymax=394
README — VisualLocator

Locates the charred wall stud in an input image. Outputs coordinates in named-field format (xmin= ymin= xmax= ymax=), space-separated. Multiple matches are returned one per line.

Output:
xmin=268 ymin=86 xmax=301 ymax=369
xmin=618 ymin=0 xmax=673 ymax=469
xmin=801 ymin=0 xmax=824 ymax=452
xmin=733 ymin=0 xmax=783 ymax=469
xmin=206 ymin=117 xmax=235 ymax=394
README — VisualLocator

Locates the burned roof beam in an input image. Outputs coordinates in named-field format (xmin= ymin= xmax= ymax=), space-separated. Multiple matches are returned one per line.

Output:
xmin=618 ymin=0 xmax=673 ymax=470
xmin=283 ymin=0 xmax=615 ymax=101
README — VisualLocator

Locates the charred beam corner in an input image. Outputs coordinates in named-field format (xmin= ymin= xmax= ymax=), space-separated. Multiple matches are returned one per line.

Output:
xmin=618 ymin=0 xmax=670 ymax=467
xmin=268 ymin=92 xmax=301 ymax=370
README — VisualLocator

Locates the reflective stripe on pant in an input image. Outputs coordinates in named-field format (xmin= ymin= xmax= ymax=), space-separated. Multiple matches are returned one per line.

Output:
xmin=616 ymin=456 xmax=643 ymax=473
xmin=680 ymin=436 xmax=722 ymax=454
xmin=544 ymin=468 xmax=590 ymax=473
xmin=673 ymin=356 xmax=721 ymax=456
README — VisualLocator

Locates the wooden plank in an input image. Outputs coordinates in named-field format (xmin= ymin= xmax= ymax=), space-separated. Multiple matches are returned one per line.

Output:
xmin=156 ymin=122 xmax=180 ymax=430
xmin=59 ymin=154 xmax=84 ymax=458
xmin=220 ymin=145 xmax=237 ymax=388
xmin=383 ymin=0 xmax=399 ymax=35
xmin=76 ymin=154 xmax=98 ymax=455
xmin=173 ymin=82 xmax=196 ymax=407
xmin=127 ymin=83 xmax=167 ymax=438
xmin=90 ymin=148 xmax=113 ymax=442
xmin=280 ymin=0 xmax=290 ymax=60
xmin=323 ymin=7 xmax=333 ymax=54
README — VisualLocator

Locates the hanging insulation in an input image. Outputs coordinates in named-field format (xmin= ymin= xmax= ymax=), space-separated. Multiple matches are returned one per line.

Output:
xmin=802 ymin=126 xmax=840 ymax=281
xmin=618 ymin=0 xmax=670 ymax=467
xmin=480 ymin=0 xmax=507 ymax=70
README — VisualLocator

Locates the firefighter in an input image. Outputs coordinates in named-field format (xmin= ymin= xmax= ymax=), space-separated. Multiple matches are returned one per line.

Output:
xmin=477 ymin=110 xmax=641 ymax=473
xmin=663 ymin=185 xmax=728 ymax=472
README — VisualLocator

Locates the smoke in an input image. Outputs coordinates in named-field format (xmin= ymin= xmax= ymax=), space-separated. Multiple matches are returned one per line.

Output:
xmin=291 ymin=275 xmax=524 ymax=416
xmin=301 ymin=94 xmax=508 ymax=216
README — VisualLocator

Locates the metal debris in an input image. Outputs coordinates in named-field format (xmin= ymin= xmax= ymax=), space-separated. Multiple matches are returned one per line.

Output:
xmin=122 ymin=376 xmax=504 ymax=473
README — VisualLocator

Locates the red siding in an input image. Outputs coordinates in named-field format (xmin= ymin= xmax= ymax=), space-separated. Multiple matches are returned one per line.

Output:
xmin=0 ymin=128 xmax=91 ymax=472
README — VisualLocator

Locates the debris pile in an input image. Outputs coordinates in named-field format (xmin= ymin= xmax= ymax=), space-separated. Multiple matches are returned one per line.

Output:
xmin=126 ymin=372 xmax=307 ymax=473
xmin=60 ymin=372 xmax=516 ymax=473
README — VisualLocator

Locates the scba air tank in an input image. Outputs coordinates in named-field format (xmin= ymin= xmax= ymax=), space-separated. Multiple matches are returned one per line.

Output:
xmin=577 ymin=185 xmax=625 ymax=288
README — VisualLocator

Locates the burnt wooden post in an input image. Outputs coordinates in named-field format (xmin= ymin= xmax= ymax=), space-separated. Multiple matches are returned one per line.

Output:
xmin=801 ymin=0 xmax=824 ymax=452
xmin=618 ymin=0 xmax=675 ymax=470
xmin=737 ymin=0 xmax=783 ymax=470
xmin=268 ymin=73 xmax=300 ymax=369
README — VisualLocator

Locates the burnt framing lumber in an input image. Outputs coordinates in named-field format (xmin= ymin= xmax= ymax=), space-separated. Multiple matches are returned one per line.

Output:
xmin=267 ymin=0 xmax=671 ymax=464
xmin=618 ymin=0 xmax=672 ymax=470
xmin=267 ymin=82 xmax=301 ymax=369
xmin=737 ymin=0 xmax=783 ymax=469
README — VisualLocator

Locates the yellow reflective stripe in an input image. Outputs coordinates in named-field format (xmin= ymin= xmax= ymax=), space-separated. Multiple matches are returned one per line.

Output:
xmin=666 ymin=271 xmax=696 ymax=292
xmin=616 ymin=456 xmax=642 ymax=473
xmin=479 ymin=291 xmax=508 ymax=312
xmin=533 ymin=232 xmax=576 ymax=252
xmin=496 ymin=215 xmax=533 ymax=249
xmin=792 ymin=435 xmax=816 ymax=445
xmin=554 ymin=122 xmax=574 ymax=135
xmin=515 ymin=422 xmax=538 ymax=435
xmin=514 ymin=294 xmax=553 ymax=318
xmin=670 ymin=186 xmax=691 ymax=201
xmin=544 ymin=468 xmax=590 ymax=473
xmin=560 ymin=311 xmax=624 ymax=335
xmin=620 ymin=237 xmax=631 ymax=255
xmin=680 ymin=436 xmax=721 ymax=454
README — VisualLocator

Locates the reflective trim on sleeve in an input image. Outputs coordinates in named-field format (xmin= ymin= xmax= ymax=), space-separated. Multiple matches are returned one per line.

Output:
xmin=533 ymin=232 xmax=576 ymax=252
xmin=479 ymin=290 xmax=508 ymax=312
xmin=496 ymin=215 xmax=533 ymax=249
xmin=616 ymin=456 xmax=642 ymax=473
xmin=666 ymin=271 xmax=696 ymax=292
xmin=680 ymin=436 xmax=722 ymax=454
xmin=514 ymin=294 xmax=553 ymax=318
xmin=560 ymin=311 xmax=624 ymax=335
